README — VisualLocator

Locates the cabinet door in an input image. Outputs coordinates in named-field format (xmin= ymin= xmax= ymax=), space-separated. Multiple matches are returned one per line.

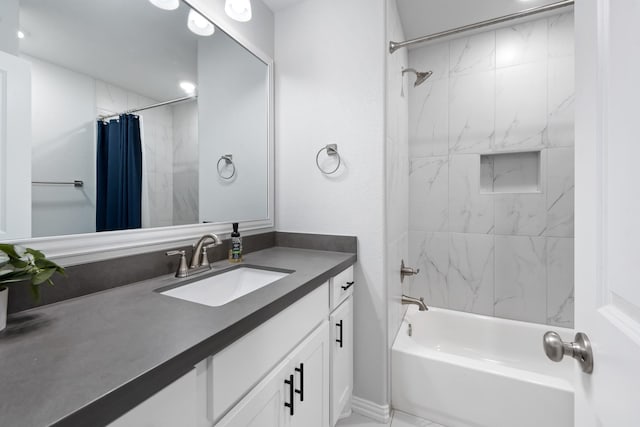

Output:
xmin=215 ymin=357 xmax=289 ymax=427
xmin=288 ymin=321 xmax=330 ymax=427
xmin=330 ymin=296 xmax=353 ymax=426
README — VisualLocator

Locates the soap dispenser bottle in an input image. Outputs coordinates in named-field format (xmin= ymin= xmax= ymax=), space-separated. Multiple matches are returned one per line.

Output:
xmin=229 ymin=222 xmax=242 ymax=263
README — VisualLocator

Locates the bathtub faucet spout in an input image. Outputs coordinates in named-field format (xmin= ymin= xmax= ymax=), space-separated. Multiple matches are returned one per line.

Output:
xmin=402 ymin=294 xmax=428 ymax=311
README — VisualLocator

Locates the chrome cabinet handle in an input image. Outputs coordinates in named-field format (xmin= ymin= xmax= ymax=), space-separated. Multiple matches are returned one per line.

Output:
xmin=543 ymin=331 xmax=594 ymax=374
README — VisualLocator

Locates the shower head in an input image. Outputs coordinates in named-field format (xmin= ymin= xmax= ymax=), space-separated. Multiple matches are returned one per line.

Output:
xmin=402 ymin=68 xmax=433 ymax=87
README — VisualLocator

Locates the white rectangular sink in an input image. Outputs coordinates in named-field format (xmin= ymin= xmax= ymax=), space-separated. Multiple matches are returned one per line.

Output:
xmin=161 ymin=267 xmax=291 ymax=307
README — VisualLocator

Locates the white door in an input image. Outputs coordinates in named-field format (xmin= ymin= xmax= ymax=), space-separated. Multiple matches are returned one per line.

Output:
xmin=0 ymin=51 xmax=31 ymax=240
xmin=574 ymin=0 xmax=640 ymax=425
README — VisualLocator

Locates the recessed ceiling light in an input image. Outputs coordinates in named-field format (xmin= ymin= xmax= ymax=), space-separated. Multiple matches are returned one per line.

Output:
xmin=187 ymin=9 xmax=215 ymax=36
xmin=180 ymin=81 xmax=197 ymax=94
xmin=17 ymin=30 xmax=25 ymax=39
xmin=148 ymin=0 xmax=179 ymax=11
xmin=225 ymin=0 xmax=252 ymax=22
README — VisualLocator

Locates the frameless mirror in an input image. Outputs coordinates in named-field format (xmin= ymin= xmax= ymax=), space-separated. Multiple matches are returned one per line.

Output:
xmin=0 ymin=0 xmax=270 ymax=240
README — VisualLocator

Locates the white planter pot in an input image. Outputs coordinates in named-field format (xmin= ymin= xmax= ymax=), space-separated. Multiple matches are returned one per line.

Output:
xmin=0 ymin=286 xmax=7 ymax=331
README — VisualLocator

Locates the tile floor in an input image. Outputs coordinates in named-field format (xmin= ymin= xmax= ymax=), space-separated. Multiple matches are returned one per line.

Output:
xmin=337 ymin=410 xmax=446 ymax=427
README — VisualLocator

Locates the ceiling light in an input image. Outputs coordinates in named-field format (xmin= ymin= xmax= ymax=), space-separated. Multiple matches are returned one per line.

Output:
xmin=148 ymin=0 xmax=180 ymax=11
xmin=180 ymin=81 xmax=197 ymax=94
xmin=188 ymin=9 xmax=215 ymax=36
xmin=17 ymin=30 xmax=25 ymax=39
xmin=225 ymin=0 xmax=252 ymax=22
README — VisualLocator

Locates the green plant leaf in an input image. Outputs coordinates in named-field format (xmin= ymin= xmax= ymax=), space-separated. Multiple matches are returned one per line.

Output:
xmin=32 ymin=268 xmax=56 ymax=285
xmin=25 ymin=247 xmax=45 ymax=260
xmin=0 ymin=244 xmax=20 ymax=258
xmin=29 ymin=283 xmax=40 ymax=301
xmin=0 ymin=243 xmax=65 ymax=301
xmin=0 ymin=250 xmax=9 ymax=265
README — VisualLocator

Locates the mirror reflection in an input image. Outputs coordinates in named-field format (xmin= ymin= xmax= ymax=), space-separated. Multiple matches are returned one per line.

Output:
xmin=1 ymin=0 xmax=269 ymax=239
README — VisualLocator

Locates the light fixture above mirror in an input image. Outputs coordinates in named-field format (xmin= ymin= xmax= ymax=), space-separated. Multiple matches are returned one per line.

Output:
xmin=179 ymin=81 xmax=197 ymax=94
xmin=148 ymin=0 xmax=180 ymax=10
xmin=187 ymin=8 xmax=215 ymax=36
xmin=225 ymin=0 xmax=252 ymax=22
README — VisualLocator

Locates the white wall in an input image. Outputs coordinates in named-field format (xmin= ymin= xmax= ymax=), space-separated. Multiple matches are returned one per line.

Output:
xmin=385 ymin=0 xmax=409 ymax=368
xmin=198 ymin=32 xmax=268 ymax=224
xmin=275 ymin=0 xmax=388 ymax=407
xmin=406 ymin=13 xmax=575 ymax=327
xmin=189 ymin=0 xmax=274 ymax=59
xmin=0 ymin=0 xmax=19 ymax=56
xmin=28 ymin=56 xmax=96 ymax=238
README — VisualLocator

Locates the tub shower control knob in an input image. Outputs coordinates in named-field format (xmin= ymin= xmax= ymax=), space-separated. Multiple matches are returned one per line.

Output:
xmin=400 ymin=259 xmax=420 ymax=283
xmin=543 ymin=331 xmax=594 ymax=374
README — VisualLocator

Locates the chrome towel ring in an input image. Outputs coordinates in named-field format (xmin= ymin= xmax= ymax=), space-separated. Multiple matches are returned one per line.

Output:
xmin=315 ymin=144 xmax=341 ymax=175
xmin=217 ymin=154 xmax=236 ymax=180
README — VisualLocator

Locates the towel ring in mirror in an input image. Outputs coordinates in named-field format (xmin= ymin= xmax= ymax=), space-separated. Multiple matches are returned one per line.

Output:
xmin=217 ymin=154 xmax=236 ymax=180
xmin=316 ymin=144 xmax=341 ymax=175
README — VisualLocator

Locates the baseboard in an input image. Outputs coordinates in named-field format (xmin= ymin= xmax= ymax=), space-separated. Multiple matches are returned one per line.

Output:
xmin=351 ymin=395 xmax=391 ymax=423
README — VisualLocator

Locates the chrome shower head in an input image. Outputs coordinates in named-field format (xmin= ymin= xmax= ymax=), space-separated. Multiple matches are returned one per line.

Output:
xmin=402 ymin=68 xmax=433 ymax=87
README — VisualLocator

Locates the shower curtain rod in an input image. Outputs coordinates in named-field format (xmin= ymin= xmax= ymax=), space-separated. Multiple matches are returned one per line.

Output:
xmin=98 ymin=95 xmax=197 ymax=120
xmin=389 ymin=0 xmax=574 ymax=54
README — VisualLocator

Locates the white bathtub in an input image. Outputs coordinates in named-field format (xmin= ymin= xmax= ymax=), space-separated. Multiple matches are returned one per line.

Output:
xmin=391 ymin=306 xmax=574 ymax=427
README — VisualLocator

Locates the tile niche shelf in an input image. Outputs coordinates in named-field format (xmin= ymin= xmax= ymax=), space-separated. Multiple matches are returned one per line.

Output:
xmin=480 ymin=151 xmax=541 ymax=194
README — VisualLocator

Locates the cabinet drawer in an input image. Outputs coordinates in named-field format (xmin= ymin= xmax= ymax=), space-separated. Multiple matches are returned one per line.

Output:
xmin=330 ymin=266 xmax=354 ymax=311
xmin=210 ymin=282 xmax=329 ymax=423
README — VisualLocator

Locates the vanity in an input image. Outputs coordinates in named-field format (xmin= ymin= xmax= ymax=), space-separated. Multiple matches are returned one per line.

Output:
xmin=0 ymin=244 xmax=356 ymax=427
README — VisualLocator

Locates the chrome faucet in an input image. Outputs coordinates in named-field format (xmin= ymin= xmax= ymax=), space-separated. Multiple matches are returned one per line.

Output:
xmin=166 ymin=233 xmax=223 ymax=278
xmin=190 ymin=233 xmax=223 ymax=269
xmin=401 ymin=294 xmax=428 ymax=311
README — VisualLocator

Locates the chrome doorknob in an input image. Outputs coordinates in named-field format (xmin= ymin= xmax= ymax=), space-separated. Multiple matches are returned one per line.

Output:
xmin=543 ymin=331 xmax=594 ymax=374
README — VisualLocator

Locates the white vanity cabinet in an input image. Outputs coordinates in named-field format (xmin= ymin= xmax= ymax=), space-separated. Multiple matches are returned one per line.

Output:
xmin=329 ymin=266 xmax=354 ymax=426
xmin=107 ymin=369 xmax=198 ymax=427
xmin=217 ymin=322 xmax=329 ymax=427
xmin=108 ymin=264 xmax=355 ymax=427
xmin=209 ymin=283 xmax=329 ymax=423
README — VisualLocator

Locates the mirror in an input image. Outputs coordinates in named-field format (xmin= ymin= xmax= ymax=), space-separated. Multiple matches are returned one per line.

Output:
xmin=0 ymin=0 xmax=270 ymax=240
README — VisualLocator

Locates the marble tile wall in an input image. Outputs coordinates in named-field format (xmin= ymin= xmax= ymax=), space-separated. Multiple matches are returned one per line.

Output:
xmin=172 ymin=101 xmax=199 ymax=225
xmin=406 ymin=13 xmax=574 ymax=327
xmin=96 ymin=81 xmax=174 ymax=228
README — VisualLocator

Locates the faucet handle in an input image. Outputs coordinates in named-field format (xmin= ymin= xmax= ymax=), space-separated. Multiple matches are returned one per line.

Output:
xmin=166 ymin=250 xmax=188 ymax=278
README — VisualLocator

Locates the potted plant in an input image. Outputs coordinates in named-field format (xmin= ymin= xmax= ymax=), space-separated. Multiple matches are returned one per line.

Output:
xmin=0 ymin=244 xmax=65 ymax=331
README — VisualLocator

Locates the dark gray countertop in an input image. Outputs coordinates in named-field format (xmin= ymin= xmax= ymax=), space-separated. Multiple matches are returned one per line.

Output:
xmin=0 ymin=247 xmax=356 ymax=427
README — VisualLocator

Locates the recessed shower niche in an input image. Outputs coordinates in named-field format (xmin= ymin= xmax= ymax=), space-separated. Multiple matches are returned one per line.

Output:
xmin=480 ymin=151 xmax=542 ymax=194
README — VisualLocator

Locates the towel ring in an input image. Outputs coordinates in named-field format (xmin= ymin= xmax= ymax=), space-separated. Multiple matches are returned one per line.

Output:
xmin=217 ymin=154 xmax=236 ymax=180
xmin=315 ymin=144 xmax=341 ymax=175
